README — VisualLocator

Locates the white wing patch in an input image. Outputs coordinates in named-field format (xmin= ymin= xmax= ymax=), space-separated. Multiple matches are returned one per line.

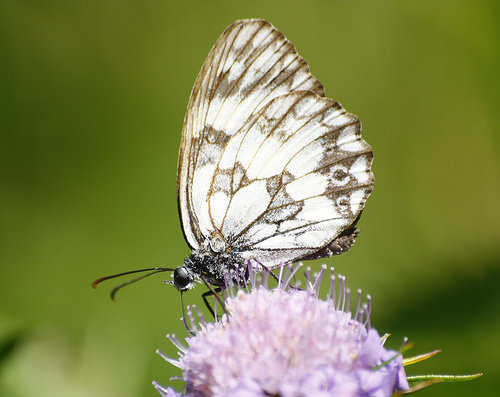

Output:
xmin=216 ymin=91 xmax=372 ymax=267
xmin=177 ymin=19 xmax=374 ymax=268
xmin=221 ymin=180 xmax=271 ymax=237
xmin=178 ymin=19 xmax=324 ymax=249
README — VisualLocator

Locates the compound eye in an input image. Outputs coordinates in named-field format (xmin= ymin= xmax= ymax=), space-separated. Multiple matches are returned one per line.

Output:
xmin=173 ymin=267 xmax=191 ymax=289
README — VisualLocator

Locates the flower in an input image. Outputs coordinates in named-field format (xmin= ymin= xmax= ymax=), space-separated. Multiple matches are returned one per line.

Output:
xmin=154 ymin=264 xmax=410 ymax=397
xmin=153 ymin=383 xmax=183 ymax=397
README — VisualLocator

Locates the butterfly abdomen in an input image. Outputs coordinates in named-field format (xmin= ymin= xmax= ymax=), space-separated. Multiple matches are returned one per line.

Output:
xmin=184 ymin=249 xmax=247 ymax=287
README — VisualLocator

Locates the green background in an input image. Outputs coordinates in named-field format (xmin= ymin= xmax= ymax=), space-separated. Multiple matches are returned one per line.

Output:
xmin=1 ymin=1 xmax=499 ymax=396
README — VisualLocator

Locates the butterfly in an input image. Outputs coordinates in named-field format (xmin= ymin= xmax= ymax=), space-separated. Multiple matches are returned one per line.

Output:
xmin=93 ymin=19 xmax=374 ymax=301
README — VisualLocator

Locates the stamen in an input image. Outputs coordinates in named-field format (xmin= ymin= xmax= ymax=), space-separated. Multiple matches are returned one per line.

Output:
xmin=263 ymin=269 xmax=270 ymax=288
xmin=336 ymin=275 xmax=344 ymax=311
xmin=220 ymin=286 xmax=227 ymax=307
xmin=329 ymin=273 xmax=337 ymax=308
xmin=312 ymin=264 xmax=327 ymax=296
xmin=235 ymin=271 xmax=242 ymax=290
xmin=242 ymin=269 xmax=249 ymax=291
xmin=227 ymin=271 xmax=236 ymax=298
xmin=166 ymin=334 xmax=186 ymax=353
xmin=280 ymin=264 xmax=291 ymax=290
xmin=277 ymin=262 xmax=285 ymax=287
xmin=222 ymin=274 xmax=229 ymax=299
xmin=345 ymin=287 xmax=351 ymax=314
xmin=283 ymin=262 xmax=303 ymax=287
xmin=326 ymin=267 xmax=335 ymax=302
xmin=187 ymin=306 xmax=197 ymax=332
xmin=304 ymin=266 xmax=312 ymax=289
xmin=365 ymin=294 xmax=372 ymax=329
xmin=153 ymin=380 xmax=171 ymax=393
xmin=358 ymin=307 xmax=365 ymax=324
xmin=354 ymin=289 xmax=362 ymax=321
xmin=192 ymin=305 xmax=206 ymax=328
xmin=340 ymin=276 xmax=346 ymax=312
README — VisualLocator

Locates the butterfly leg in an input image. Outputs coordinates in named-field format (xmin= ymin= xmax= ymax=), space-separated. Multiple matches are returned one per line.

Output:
xmin=201 ymin=277 xmax=228 ymax=320
xmin=180 ymin=291 xmax=196 ymax=336
xmin=201 ymin=287 xmax=224 ymax=319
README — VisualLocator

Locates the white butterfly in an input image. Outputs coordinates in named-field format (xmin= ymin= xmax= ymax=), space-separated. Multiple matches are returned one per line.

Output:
xmin=174 ymin=19 xmax=374 ymax=291
xmin=94 ymin=19 xmax=374 ymax=297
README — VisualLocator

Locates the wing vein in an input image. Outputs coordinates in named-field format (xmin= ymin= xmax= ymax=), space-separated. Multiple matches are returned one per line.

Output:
xmin=238 ymin=216 xmax=346 ymax=250
xmin=219 ymin=92 xmax=308 ymax=231
xmin=208 ymin=24 xmax=275 ymax=137
xmin=232 ymin=181 xmax=373 ymax=247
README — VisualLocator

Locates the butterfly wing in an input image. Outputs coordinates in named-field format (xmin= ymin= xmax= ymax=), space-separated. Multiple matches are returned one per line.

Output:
xmin=213 ymin=91 xmax=374 ymax=267
xmin=177 ymin=19 xmax=325 ymax=249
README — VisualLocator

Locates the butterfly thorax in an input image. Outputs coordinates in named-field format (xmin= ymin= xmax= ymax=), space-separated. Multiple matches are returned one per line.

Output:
xmin=179 ymin=248 xmax=247 ymax=290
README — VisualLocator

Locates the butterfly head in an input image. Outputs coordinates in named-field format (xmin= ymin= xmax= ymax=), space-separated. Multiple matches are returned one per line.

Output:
xmin=170 ymin=266 xmax=195 ymax=291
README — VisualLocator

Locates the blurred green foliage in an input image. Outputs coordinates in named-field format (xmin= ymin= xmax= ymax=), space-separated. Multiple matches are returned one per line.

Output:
xmin=0 ymin=0 xmax=498 ymax=396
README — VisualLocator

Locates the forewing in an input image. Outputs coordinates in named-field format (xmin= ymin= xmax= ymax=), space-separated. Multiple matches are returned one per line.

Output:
xmin=212 ymin=91 xmax=374 ymax=267
xmin=177 ymin=19 xmax=325 ymax=248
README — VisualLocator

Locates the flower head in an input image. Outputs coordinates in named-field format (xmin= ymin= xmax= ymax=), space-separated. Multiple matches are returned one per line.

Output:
xmin=155 ymin=264 xmax=409 ymax=396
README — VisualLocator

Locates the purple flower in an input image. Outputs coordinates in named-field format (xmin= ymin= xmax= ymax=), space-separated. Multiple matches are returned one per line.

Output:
xmin=155 ymin=264 xmax=409 ymax=396
xmin=153 ymin=382 xmax=183 ymax=397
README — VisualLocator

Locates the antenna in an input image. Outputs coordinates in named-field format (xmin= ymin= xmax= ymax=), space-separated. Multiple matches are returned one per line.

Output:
xmin=92 ymin=267 xmax=175 ymax=300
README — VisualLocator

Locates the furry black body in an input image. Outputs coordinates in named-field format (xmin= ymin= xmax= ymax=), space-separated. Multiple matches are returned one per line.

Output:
xmin=172 ymin=224 xmax=361 ymax=291
xmin=173 ymin=248 xmax=248 ymax=291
